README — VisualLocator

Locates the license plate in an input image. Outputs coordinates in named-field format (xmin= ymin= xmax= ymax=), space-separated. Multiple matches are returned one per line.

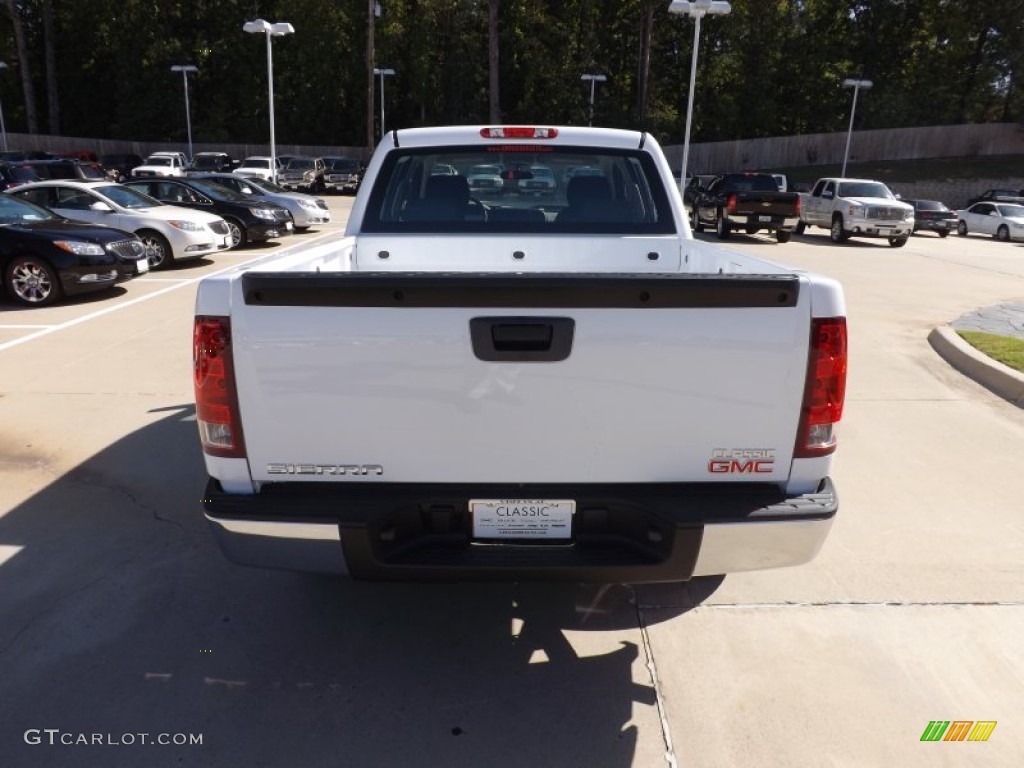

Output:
xmin=285 ymin=221 xmax=293 ymax=230
xmin=221 ymin=235 xmax=232 ymax=248
xmin=136 ymin=257 xmax=150 ymax=274
xmin=470 ymin=499 xmax=575 ymax=540
xmin=758 ymin=215 xmax=772 ymax=223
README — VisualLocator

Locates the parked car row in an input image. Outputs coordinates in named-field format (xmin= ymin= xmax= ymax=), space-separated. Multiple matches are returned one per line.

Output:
xmin=1 ymin=171 xmax=333 ymax=307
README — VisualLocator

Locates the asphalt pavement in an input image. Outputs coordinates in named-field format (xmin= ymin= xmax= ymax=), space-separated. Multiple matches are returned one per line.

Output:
xmin=930 ymin=302 xmax=1024 ymax=406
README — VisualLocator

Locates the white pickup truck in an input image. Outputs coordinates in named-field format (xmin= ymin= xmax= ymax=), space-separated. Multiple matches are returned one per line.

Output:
xmin=796 ymin=177 xmax=914 ymax=247
xmin=131 ymin=151 xmax=189 ymax=179
xmin=193 ymin=126 xmax=847 ymax=583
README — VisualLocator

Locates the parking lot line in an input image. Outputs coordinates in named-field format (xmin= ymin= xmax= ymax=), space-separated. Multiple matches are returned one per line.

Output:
xmin=0 ymin=324 xmax=55 ymax=329
xmin=0 ymin=235 xmax=336 ymax=354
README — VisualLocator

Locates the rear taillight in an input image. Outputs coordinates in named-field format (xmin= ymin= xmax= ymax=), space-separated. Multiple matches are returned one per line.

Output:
xmin=727 ymin=193 xmax=737 ymax=213
xmin=193 ymin=316 xmax=246 ymax=458
xmin=794 ymin=317 xmax=847 ymax=458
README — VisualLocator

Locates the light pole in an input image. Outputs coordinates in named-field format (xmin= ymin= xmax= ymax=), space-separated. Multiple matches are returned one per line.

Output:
xmin=841 ymin=78 xmax=872 ymax=177
xmin=170 ymin=65 xmax=197 ymax=160
xmin=580 ymin=74 xmax=607 ymax=127
xmin=243 ymin=19 xmax=295 ymax=182
xmin=668 ymin=1 xmax=731 ymax=193
xmin=0 ymin=62 xmax=8 ymax=152
xmin=373 ymin=68 xmax=395 ymax=139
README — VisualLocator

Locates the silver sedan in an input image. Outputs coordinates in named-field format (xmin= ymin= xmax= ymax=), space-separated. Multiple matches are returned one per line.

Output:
xmin=191 ymin=173 xmax=331 ymax=231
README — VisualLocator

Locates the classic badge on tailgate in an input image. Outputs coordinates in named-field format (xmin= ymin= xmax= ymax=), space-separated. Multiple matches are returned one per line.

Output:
xmin=470 ymin=499 xmax=575 ymax=540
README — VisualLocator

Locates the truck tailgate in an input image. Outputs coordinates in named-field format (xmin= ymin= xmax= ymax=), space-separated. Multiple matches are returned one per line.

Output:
xmin=231 ymin=272 xmax=810 ymax=486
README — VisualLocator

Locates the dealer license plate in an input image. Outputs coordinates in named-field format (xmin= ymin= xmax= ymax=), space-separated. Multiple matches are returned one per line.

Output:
xmin=758 ymin=215 xmax=772 ymax=223
xmin=470 ymin=498 xmax=575 ymax=540
xmin=136 ymin=257 xmax=149 ymax=275
xmin=285 ymin=221 xmax=293 ymax=231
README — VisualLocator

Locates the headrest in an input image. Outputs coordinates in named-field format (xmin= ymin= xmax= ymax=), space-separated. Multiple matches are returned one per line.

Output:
xmin=566 ymin=175 xmax=611 ymax=206
xmin=425 ymin=174 xmax=470 ymax=202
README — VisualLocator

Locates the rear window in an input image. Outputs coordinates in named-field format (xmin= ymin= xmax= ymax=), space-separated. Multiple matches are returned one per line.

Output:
xmin=914 ymin=200 xmax=947 ymax=211
xmin=362 ymin=145 xmax=674 ymax=234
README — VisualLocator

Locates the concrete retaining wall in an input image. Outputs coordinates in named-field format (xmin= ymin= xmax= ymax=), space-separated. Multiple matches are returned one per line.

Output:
xmin=663 ymin=123 xmax=1024 ymax=176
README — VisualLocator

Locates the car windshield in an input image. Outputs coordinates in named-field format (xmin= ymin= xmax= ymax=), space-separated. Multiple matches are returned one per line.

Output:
xmin=251 ymin=179 xmax=288 ymax=194
xmin=286 ymin=159 xmax=315 ymax=170
xmin=996 ymin=204 xmax=1024 ymax=217
xmin=193 ymin=156 xmax=226 ymax=169
xmin=241 ymin=159 xmax=270 ymax=169
xmin=327 ymin=158 xmax=358 ymax=171
xmin=0 ymin=193 xmax=60 ymax=224
xmin=838 ymin=182 xmax=894 ymax=199
xmin=364 ymin=144 xmax=673 ymax=235
xmin=9 ymin=166 xmax=40 ymax=182
xmin=186 ymin=179 xmax=248 ymax=202
xmin=99 ymin=184 xmax=165 ymax=209
xmin=145 ymin=157 xmax=172 ymax=167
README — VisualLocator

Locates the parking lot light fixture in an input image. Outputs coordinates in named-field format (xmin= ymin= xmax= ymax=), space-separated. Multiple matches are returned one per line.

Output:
xmin=841 ymin=78 xmax=873 ymax=177
xmin=580 ymin=74 xmax=607 ymax=127
xmin=0 ymin=62 xmax=8 ymax=152
xmin=668 ymin=1 xmax=731 ymax=194
xmin=170 ymin=65 xmax=198 ymax=161
xmin=243 ymin=19 xmax=295 ymax=183
xmin=373 ymin=68 xmax=395 ymax=139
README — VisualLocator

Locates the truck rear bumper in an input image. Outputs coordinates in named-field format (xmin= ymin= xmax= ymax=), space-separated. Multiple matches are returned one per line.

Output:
xmin=202 ymin=478 xmax=837 ymax=583
xmin=723 ymin=213 xmax=800 ymax=230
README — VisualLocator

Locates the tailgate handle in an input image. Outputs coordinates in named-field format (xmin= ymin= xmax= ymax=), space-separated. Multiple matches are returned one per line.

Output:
xmin=470 ymin=317 xmax=574 ymax=362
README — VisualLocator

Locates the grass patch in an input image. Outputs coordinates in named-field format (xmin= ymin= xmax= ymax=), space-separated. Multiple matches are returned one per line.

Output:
xmin=774 ymin=154 xmax=1024 ymax=186
xmin=957 ymin=331 xmax=1024 ymax=373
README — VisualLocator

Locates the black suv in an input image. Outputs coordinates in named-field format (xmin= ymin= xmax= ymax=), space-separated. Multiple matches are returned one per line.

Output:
xmin=123 ymin=177 xmax=293 ymax=247
xmin=322 ymin=156 xmax=362 ymax=194
xmin=27 ymin=159 xmax=108 ymax=182
xmin=0 ymin=162 xmax=41 ymax=191
xmin=188 ymin=152 xmax=237 ymax=174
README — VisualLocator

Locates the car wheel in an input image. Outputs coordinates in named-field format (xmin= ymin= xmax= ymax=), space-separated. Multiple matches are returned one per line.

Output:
xmin=957 ymin=220 xmax=968 ymax=236
xmin=691 ymin=207 xmax=703 ymax=233
xmin=715 ymin=211 xmax=730 ymax=240
xmin=5 ymin=255 xmax=62 ymax=307
xmin=830 ymin=215 xmax=848 ymax=243
xmin=776 ymin=229 xmax=792 ymax=244
xmin=996 ymin=225 xmax=1010 ymax=242
xmin=138 ymin=230 xmax=173 ymax=269
xmin=938 ymin=230 xmax=949 ymax=238
xmin=888 ymin=236 xmax=908 ymax=248
xmin=794 ymin=220 xmax=806 ymax=236
xmin=225 ymin=218 xmax=247 ymax=248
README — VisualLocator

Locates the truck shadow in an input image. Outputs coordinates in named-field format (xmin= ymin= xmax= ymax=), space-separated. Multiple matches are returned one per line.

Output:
xmin=0 ymin=403 xmax=724 ymax=768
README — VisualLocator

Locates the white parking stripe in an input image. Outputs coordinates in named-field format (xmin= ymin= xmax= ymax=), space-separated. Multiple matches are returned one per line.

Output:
xmin=0 ymin=234 xmax=336 ymax=353
xmin=0 ymin=324 xmax=56 ymax=329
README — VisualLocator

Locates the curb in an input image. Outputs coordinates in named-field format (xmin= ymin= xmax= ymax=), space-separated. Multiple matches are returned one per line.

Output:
xmin=928 ymin=326 xmax=1024 ymax=407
